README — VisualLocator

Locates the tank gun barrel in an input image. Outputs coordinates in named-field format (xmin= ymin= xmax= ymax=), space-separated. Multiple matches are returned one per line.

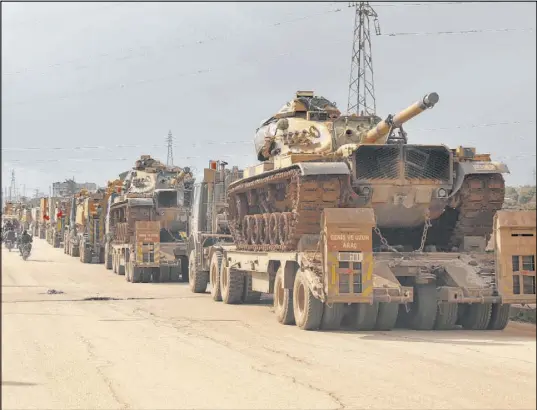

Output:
xmin=363 ymin=92 xmax=439 ymax=143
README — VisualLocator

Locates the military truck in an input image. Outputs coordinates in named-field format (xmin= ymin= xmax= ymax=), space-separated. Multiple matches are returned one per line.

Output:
xmin=186 ymin=89 xmax=535 ymax=331
xmin=105 ymin=155 xmax=194 ymax=283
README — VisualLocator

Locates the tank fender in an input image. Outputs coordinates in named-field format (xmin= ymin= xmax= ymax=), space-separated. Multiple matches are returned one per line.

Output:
xmin=296 ymin=162 xmax=350 ymax=176
xmin=450 ymin=161 xmax=509 ymax=198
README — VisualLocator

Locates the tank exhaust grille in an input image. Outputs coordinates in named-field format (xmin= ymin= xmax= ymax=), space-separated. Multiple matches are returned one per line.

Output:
xmin=355 ymin=145 xmax=451 ymax=183
xmin=405 ymin=146 xmax=451 ymax=181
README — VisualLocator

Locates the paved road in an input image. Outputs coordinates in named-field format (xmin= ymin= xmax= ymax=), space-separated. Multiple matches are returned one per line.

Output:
xmin=2 ymin=239 xmax=536 ymax=410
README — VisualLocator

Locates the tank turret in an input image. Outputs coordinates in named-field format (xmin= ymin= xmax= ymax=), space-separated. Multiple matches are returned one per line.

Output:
xmin=254 ymin=91 xmax=439 ymax=162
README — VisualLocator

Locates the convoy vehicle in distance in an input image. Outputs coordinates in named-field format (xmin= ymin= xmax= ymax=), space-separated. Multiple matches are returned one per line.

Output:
xmin=105 ymin=155 xmax=194 ymax=283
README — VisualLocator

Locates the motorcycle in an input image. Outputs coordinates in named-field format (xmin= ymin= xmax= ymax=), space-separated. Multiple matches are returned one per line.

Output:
xmin=20 ymin=243 xmax=32 ymax=261
xmin=5 ymin=240 xmax=13 ymax=252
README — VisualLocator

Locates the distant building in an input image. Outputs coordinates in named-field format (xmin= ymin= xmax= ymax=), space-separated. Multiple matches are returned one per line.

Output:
xmin=52 ymin=181 xmax=97 ymax=197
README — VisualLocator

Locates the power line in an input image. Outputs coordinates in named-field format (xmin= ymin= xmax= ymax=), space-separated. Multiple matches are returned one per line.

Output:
xmin=2 ymin=120 xmax=533 ymax=153
xmin=381 ymin=27 xmax=534 ymax=37
xmin=3 ymin=7 xmax=343 ymax=78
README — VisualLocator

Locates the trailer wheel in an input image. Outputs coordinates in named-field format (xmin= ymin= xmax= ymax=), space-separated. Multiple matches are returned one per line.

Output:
xmin=320 ymin=303 xmax=344 ymax=330
xmin=242 ymin=274 xmax=262 ymax=304
xmin=434 ymin=302 xmax=458 ymax=330
xmin=211 ymin=251 xmax=224 ymax=302
xmin=72 ymin=245 xmax=79 ymax=258
xmin=399 ymin=283 xmax=437 ymax=330
xmin=274 ymin=267 xmax=295 ymax=325
xmin=189 ymin=250 xmax=209 ymax=294
xmin=354 ymin=302 xmax=379 ymax=331
xmin=99 ymin=247 xmax=105 ymax=264
xmin=82 ymin=247 xmax=92 ymax=264
xmin=169 ymin=266 xmax=180 ymax=282
xmin=53 ymin=236 xmax=60 ymax=248
xmin=375 ymin=303 xmax=399 ymax=331
xmin=460 ymin=303 xmax=492 ymax=330
xmin=131 ymin=266 xmax=142 ymax=283
xmin=178 ymin=256 xmax=189 ymax=283
xmin=105 ymin=244 xmax=112 ymax=270
xmin=159 ymin=266 xmax=171 ymax=282
xmin=293 ymin=270 xmax=323 ymax=330
xmin=220 ymin=261 xmax=243 ymax=304
xmin=487 ymin=303 xmax=510 ymax=330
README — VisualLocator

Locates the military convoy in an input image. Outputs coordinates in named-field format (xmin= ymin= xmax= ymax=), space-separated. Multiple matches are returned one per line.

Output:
xmin=29 ymin=90 xmax=536 ymax=332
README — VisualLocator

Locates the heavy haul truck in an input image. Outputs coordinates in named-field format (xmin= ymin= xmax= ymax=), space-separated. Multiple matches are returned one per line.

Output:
xmin=187 ymin=91 xmax=536 ymax=331
xmin=105 ymin=155 xmax=194 ymax=283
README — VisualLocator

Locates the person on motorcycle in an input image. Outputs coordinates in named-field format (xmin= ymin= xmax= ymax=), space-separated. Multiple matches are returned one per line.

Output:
xmin=4 ymin=227 xmax=16 ymax=244
xmin=18 ymin=229 xmax=33 ymax=255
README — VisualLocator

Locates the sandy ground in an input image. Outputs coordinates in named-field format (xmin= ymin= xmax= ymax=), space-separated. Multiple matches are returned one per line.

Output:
xmin=2 ymin=239 xmax=536 ymax=410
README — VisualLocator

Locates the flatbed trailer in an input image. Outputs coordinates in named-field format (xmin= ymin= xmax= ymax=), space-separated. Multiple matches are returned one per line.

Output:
xmin=189 ymin=208 xmax=536 ymax=331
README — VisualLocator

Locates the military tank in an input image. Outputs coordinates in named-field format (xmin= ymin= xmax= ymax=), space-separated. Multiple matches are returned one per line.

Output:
xmin=227 ymin=90 xmax=507 ymax=252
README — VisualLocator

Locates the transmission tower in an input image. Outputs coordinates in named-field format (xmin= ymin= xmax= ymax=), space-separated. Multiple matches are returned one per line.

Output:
xmin=9 ymin=169 xmax=16 ymax=202
xmin=347 ymin=2 xmax=381 ymax=116
xmin=166 ymin=130 xmax=174 ymax=166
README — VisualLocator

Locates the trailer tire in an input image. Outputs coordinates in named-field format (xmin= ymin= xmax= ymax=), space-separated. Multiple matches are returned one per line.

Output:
xmin=99 ymin=247 xmax=105 ymax=264
xmin=211 ymin=251 xmax=224 ymax=302
xmin=72 ymin=245 xmax=79 ymax=258
xmin=274 ymin=268 xmax=295 ymax=325
xmin=220 ymin=262 xmax=243 ymax=305
xmin=487 ymin=303 xmax=510 ymax=330
xmin=293 ymin=270 xmax=323 ymax=330
xmin=82 ymin=247 xmax=92 ymax=264
xmin=434 ymin=302 xmax=458 ymax=330
xmin=189 ymin=250 xmax=209 ymax=294
xmin=159 ymin=266 xmax=170 ymax=282
xmin=460 ymin=303 xmax=492 ymax=330
xmin=131 ymin=266 xmax=142 ymax=283
xmin=320 ymin=303 xmax=344 ymax=330
xmin=354 ymin=302 xmax=379 ymax=331
xmin=242 ymin=275 xmax=262 ymax=304
xmin=169 ymin=266 xmax=180 ymax=282
xmin=105 ymin=244 xmax=112 ymax=270
xmin=400 ymin=283 xmax=437 ymax=330
xmin=375 ymin=303 xmax=399 ymax=331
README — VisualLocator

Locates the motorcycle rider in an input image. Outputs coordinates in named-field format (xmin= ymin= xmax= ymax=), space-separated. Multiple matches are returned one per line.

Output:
xmin=18 ymin=229 xmax=33 ymax=255
xmin=4 ymin=226 xmax=16 ymax=245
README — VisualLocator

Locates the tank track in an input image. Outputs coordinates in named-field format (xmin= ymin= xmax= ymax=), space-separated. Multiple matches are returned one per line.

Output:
xmin=448 ymin=173 xmax=505 ymax=249
xmin=227 ymin=167 xmax=348 ymax=252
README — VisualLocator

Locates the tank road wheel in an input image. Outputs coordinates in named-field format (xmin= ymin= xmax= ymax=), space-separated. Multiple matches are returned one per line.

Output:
xmin=398 ymin=283 xmax=438 ymax=330
xmin=274 ymin=267 xmax=295 ymax=325
xmin=354 ymin=302 xmax=379 ymax=331
xmin=268 ymin=213 xmax=279 ymax=245
xmin=278 ymin=212 xmax=292 ymax=247
xmin=434 ymin=303 xmax=459 ymax=330
xmin=242 ymin=274 xmax=262 ymax=304
xmin=252 ymin=216 xmax=262 ymax=245
xmin=220 ymin=264 xmax=244 ymax=305
xmin=262 ymin=214 xmax=270 ymax=244
xmin=105 ymin=244 xmax=113 ymax=270
xmin=179 ymin=256 xmax=189 ymax=283
xmin=293 ymin=270 xmax=323 ymax=330
xmin=375 ymin=303 xmax=399 ymax=331
xmin=210 ymin=251 xmax=224 ymax=301
xmin=460 ymin=303 xmax=492 ymax=330
xmin=242 ymin=216 xmax=253 ymax=245
xmin=189 ymin=250 xmax=209 ymax=294
xmin=487 ymin=303 xmax=511 ymax=330
xmin=320 ymin=303 xmax=344 ymax=330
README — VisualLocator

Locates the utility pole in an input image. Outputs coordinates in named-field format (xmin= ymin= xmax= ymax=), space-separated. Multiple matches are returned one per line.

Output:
xmin=347 ymin=2 xmax=381 ymax=116
xmin=166 ymin=130 xmax=174 ymax=166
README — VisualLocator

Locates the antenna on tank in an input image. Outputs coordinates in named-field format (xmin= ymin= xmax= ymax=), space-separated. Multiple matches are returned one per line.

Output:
xmin=166 ymin=130 xmax=174 ymax=166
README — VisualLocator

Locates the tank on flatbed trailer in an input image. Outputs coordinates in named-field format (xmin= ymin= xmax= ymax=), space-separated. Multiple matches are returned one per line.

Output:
xmin=189 ymin=160 xmax=536 ymax=331
xmin=45 ymin=197 xmax=63 ymax=247
xmin=106 ymin=155 xmax=194 ymax=283
xmin=37 ymin=197 xmax=48 ymax=239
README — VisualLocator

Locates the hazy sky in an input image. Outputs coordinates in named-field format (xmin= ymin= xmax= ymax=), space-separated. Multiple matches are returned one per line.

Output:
xmin=2 ymin=1 xmax=536 ymax=197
